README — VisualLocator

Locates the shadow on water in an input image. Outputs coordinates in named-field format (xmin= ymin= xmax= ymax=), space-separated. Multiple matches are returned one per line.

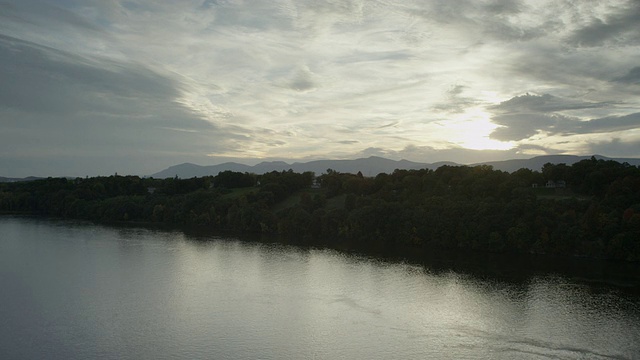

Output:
xmin=172 ymin=224 xmax=640 ymax=295
xmin=17 ymin=215 xmax=640 ymax=294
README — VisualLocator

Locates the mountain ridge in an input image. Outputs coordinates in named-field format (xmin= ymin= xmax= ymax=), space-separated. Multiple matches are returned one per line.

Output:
xmin=472 ymin=154 xmax=640 ymax=173
xmin=0 ymin=176 xmax=43 ymax=183
xmin=150 ymin=154 xmax=640 ymax=179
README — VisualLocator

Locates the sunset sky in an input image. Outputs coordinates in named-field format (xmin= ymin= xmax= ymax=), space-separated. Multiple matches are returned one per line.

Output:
xmin=1 ymin=0 xmax=639 ymax=177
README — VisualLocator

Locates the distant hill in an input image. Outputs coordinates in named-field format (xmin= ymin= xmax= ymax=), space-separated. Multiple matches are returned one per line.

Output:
xmin=0 ymin=176 xmax=43 ymax=183
xmin=474 ymin=155 xmax=640 ymax=173
xmin=151 ymin=156 xmax=457 ymax=178
xmin=151 ymin=162 xmax=255 ymax=179
xmin=150 ymin=154 xmax=640 ymax=179
xmin=286 ymin=157 xmax=456 ymax=176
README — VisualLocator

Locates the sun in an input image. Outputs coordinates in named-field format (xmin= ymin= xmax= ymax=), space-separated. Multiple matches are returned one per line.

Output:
xmin=450 ymin=107 xmax=513 ymax=151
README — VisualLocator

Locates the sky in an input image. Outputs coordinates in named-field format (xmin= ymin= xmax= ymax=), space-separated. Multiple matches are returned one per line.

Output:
xmin=1 ymin=0 xmax=639 ymax=177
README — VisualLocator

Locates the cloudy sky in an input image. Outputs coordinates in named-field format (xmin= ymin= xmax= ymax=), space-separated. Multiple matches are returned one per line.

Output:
xmin=1 ymin=0 xmax=639 ymax=177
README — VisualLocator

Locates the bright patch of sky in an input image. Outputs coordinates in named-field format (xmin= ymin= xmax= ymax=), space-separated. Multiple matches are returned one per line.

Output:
xmin=1 ymin=0 xmax=639 ymax=176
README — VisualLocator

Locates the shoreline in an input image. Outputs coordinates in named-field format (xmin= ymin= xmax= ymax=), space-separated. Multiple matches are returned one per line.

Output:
xmin=5 ymin=213 xmax=639 ymax=292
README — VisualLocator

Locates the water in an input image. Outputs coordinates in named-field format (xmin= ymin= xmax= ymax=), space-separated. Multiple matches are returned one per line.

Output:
xmin=1 ymin=216 xmax=639 ymax=359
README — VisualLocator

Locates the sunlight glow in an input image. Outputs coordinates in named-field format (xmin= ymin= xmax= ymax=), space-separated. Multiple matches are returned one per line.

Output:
xmin=207 ymin=149 xmax=267 ymax=159
xmin=449 ymin=108 xmax=514 ymax=151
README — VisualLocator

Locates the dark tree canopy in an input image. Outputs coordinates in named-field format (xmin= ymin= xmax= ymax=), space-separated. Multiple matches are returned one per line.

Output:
xmin=2 ymin=158 xmax=639 ymax=261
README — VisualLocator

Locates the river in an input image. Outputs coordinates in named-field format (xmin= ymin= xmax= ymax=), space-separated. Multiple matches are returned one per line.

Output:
xmin=1 ymin=216 xmax=639 ymax=359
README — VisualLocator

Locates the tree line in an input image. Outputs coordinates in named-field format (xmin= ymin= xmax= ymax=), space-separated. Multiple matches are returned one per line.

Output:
xmin=1 ymin=157 xmax=639 ymax=261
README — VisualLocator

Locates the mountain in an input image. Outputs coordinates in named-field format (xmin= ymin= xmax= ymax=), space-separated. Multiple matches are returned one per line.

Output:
xmin=151 ymin=156 xmax=457 ymax=178
xmin=0 ymin=176 xmax=43 ymax=183
xmin=150 ymin=162 xmax=254 ymax=179
xmin=475 ymin=155 xmax=640 ymax=173
xmin=151 ymin=155 xmax=640 ymax=179
xmin=287 ymin=156 xmax=451 ymax=176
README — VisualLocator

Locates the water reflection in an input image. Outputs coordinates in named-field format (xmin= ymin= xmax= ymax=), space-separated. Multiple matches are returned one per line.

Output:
xmin=1 ymin=216 xmax=639 ymax=359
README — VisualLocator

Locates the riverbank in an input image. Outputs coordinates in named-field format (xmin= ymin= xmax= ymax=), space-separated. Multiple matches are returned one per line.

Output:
xmin=2 ymin=158 xmax=639 ymax=261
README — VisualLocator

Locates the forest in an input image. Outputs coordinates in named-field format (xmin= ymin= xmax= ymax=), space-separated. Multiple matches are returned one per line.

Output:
xmin=1 ymin=157 xmax=639 ymax=261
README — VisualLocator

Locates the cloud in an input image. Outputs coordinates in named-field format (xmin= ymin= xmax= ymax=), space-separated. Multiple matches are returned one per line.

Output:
xmin=1 ymin=0 xmax=639 ymax=176
xmin=490 ymin=113 xmax=561 ymax=141
xmin=585 ymin=138 xmax=640 ymax=158
xmin=286 ymin=65 xmax=318 ymax=92
xmin=0 ymin=34 xmax=256 ymax=177
xmin=432 ymin=85 xmax=479 ymax=114
xmin=490 ymin=93 xmax=610 ymax=113
xmin=515 ymin=143 xmax=558 ymax=154
xmin=504 ymin=42 xmax=639 ymax=102
xmin=568 ymin=2 xmax=640 ymax=47
xmin=0 ymin=1 xmax=103 ymax=34
xmin=484 ymin=0 xmax=525 ymax=15
xmin=0 ymin=35 xmax=180 ymax=115
xmin=336 ymin=140 xmax=360 ymax=145
xmin=488 ymin=93 xmax=640 ymax=141
xmin=559 ymin=112 xmax=640 ymax=135
xmin=487 ymin=93 xmax=596 ymax=141
xmin=614 ymin=67 xmax=640 ymax=84
xmin=402 ymin=0 xmax=557 ymax=43
xmin=353 ymin=144 xmax=530 ymax=164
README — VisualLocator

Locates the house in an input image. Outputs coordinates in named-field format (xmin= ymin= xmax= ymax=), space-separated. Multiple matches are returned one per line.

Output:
xmin=545 ymin=180 xmax=567 ymax=188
